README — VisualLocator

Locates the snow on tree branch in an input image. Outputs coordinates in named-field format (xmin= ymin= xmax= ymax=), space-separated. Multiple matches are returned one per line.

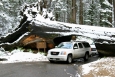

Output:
xmin=20 ymin=1 xmax=115 ymax=42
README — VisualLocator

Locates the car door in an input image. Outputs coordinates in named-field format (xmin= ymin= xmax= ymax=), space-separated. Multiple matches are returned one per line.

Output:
xmin=73 ymin=43 xmax=78 ymax=58
xmin=78 ymin=43 xmax=85 ymax=57
xmin=73 ymin=43 xmax=84 ymax=58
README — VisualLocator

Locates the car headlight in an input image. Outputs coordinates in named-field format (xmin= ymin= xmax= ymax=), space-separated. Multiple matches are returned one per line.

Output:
xmin=47 ymin=51 xmax=50 ymax=54
xmin=60 ymin=51 xmax=66 ymax=55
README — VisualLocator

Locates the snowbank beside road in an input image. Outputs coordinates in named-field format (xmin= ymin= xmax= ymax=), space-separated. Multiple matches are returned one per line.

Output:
xmin=0 ymin=49 xmax=48 ymax=64
xmin=80 ymin=57 xmax=115 ymax=77
xmin=0 ymin=49 xmax=115 ymax=77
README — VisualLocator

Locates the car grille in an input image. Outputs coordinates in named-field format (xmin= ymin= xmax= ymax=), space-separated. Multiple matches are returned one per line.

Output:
xmin=51 ymin=52 xmax=59 ymax=55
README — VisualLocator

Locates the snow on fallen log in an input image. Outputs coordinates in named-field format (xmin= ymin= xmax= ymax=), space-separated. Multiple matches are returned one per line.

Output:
xmin=33 ymin=18 xmax=115 ymax=42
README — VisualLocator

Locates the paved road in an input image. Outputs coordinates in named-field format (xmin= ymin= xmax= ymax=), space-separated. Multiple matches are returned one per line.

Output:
xmin=0 ymin=55 xmax=99 ymax=77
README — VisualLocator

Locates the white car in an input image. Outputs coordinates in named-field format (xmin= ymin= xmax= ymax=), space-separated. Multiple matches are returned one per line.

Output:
xmin=47 ymin=41 xmax=91 ymax=63
xmin=90 ymin=44 xmax=98 ymax=55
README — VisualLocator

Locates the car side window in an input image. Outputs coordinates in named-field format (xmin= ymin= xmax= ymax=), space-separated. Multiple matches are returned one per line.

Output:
xmin=78 ymin=43 xmax=83 ymax=48
xmin=73 ymin=43 xmax=78 ymax=49
xmin=82 ymin=42 xmax=90 ymax=48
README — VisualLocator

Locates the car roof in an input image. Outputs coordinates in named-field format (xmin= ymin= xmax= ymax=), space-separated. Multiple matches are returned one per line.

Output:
xmin=63 ymin=41 xmax=89 ymax=43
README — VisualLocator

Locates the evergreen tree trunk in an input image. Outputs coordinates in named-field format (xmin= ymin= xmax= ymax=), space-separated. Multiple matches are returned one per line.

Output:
xmin=113 ymin=0 xmax=115 ymax=27
xmin=79 ymin=0 xmax=83 ymax=24
xmin=108 ymin=0 xmax=112 ymax=27
xmin=71 ymin=0 xmax=76 ymax=23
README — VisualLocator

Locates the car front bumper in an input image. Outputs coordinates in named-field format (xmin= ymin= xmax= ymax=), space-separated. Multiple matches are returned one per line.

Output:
xmin=47 ymin=55 xmax=67 ymax=61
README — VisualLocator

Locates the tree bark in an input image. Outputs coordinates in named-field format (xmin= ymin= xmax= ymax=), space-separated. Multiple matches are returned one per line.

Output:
xmin=71 ymin=0 xmax=76 ymax=23
xmin=113 ymin=0 xmax=115 ymax=27
xmin=108 ymin=0 xmax=112 ymax=27
xmin=79 ymin=0 xmax=83 ymax=24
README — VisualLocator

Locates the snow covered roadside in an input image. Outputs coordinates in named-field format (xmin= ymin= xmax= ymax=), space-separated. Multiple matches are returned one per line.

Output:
xmin=80 ymin=57 xmax=115 ymax=77
xmin=1 ymin=48 xmax=115 ymax=77
xmin=0 ymin=49 xmax=48 ymax=64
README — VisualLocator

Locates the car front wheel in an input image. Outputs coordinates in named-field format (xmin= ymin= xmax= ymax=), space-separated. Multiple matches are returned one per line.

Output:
xmin=67 ymin=55 xmax=72 ymax=64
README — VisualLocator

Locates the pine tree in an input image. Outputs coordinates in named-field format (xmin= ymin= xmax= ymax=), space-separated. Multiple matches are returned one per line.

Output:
xmin=100 ymin=0 xmax=113 ymax=27
xmin=51 ymin=0 xmax=77 ymax=23
xmin=83 ymin=0 xmax=100 ymax=26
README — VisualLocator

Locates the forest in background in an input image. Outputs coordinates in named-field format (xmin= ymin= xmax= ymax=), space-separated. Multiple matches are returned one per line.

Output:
xmin=49 ymin=0 xmax=115 ymax=27
xmin=0 ymin=0 xmax=115 ymax=37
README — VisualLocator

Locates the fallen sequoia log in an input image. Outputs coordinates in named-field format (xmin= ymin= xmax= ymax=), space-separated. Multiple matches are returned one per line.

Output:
xmin=94 ymin=39 xmax=115 ymax=56
xmin=95 ymin=43 xmax=115 ymax=56
xmin=0 ymin=15 xmax=69 ymax=51
xmin=0 ymin=15 xmax=115 ymax=56
xmin=1 ymin=25 xmax=115 ymax=57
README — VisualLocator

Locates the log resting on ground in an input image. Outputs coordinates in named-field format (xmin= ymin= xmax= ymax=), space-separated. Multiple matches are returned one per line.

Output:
xmin=0 ymin=15 xmax=69 ymax=51
xmin=95 ymin=39 xmax=115 ymax=57
xmin=0 ymin=16 xmax=115 ymax=56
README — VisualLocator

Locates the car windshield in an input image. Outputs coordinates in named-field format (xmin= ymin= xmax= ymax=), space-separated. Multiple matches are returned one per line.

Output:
xmin=57 ymin=42 xmax=73 ymax=49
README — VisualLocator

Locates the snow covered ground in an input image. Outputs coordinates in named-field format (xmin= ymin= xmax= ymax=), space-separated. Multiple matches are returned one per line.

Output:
xmin=0 ymin=48 xmax=48 ymax=64
xmin=0 ymin=48 xmax=114 ymax=77
xmin=80 ymin=57 xmax=115 ymax=77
